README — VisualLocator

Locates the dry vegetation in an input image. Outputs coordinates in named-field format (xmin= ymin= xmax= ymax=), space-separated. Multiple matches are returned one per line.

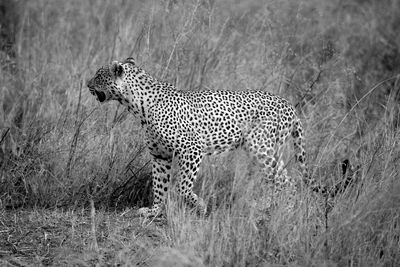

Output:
xmin=0 ymin=0 xmax=399 ymax=266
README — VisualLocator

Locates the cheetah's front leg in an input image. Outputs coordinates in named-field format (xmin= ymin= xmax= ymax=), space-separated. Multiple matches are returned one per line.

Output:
xmin=175 ymin=149 xmax=206 ymax=215
xmin=138 ymin=157 xmax=172 ymax=217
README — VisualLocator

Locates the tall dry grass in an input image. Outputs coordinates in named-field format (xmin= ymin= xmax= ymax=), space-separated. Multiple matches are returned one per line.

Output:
xmin=0 ymin=0 xmax=399 ymax=265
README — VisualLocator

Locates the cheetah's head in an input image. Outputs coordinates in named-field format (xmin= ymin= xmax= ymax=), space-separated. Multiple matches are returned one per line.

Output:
xmin=87 ymin=57 xmax=136 ymax=103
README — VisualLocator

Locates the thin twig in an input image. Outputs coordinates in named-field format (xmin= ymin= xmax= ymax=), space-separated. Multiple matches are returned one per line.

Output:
xmin=66 ymin=80 xmax=84 ymax=179
xmin=90 ymin=198 xmax=99 ymax=253
xmin=0 ymin=128 xmax=10 ymax=145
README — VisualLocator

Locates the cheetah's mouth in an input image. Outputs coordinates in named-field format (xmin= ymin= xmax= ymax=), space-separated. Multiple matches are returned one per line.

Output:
xmin=94 ymin=91 xmax=106 ymax=102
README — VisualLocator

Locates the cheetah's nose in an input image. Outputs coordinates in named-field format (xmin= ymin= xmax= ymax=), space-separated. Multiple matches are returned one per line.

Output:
xmin=86 ymin=79 xmax=93 ymax=89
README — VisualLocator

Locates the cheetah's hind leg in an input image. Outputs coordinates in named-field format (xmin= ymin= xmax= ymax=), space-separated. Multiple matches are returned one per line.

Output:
xmin=244 ymin=119 xmax=295 ymax=212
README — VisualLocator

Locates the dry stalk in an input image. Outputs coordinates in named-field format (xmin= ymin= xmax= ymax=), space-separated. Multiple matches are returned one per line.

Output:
xmin=90 ymin=198 xmax=99 ymax=253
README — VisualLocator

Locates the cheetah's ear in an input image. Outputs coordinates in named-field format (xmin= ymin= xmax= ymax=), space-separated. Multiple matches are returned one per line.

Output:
xmin=124 ymin=57 xmax=135 ymax=65
xmin=110 ymin=61 xmax=124 ymax=78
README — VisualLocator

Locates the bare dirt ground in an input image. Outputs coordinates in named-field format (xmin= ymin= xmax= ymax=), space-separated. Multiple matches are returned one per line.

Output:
xmin=0 ymin=208 xmax=167 ymax=266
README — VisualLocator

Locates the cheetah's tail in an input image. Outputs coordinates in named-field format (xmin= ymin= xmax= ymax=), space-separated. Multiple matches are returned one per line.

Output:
xmin=291 ymin=119 xmax=353 ymax=198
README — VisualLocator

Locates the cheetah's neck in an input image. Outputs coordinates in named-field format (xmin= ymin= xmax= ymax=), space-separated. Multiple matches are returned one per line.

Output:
xmin=118 ymin=74 xmax=177 ymax=125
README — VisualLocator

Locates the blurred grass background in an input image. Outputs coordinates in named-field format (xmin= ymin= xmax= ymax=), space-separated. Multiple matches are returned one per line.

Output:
xmin=0 ymin=0 xmax=399 ymax=266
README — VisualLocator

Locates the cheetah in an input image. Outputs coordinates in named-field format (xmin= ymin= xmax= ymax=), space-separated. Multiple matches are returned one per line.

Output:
xmin=87 ymin=57 xmax=350 ymax=217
